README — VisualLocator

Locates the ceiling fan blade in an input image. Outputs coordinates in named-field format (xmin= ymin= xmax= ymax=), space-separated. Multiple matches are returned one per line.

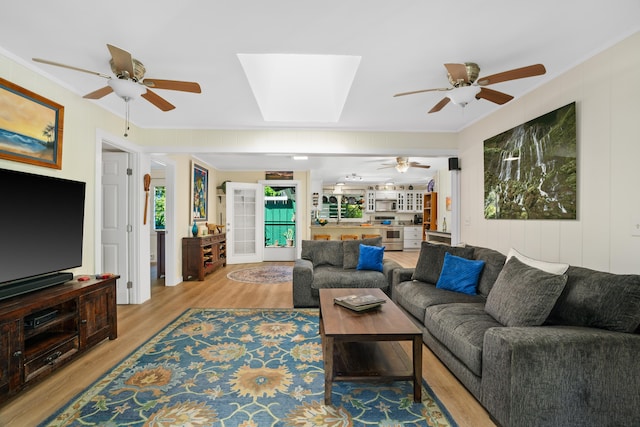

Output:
xmin=143 ymin=78 xmax=201 ymax=93
xmin=107 ymin=44 xmax=135 ymax=78
xmin=444 ymin=63 xmax=469 ymax=84
xmin=477 ymin=64 xmax=546 ymax=86
xmin=377 ymin=165 xmax=395 ymax=169
xmin=393 ymin=87 xmax=450 ymax=97
xmin=32 ymin=58 xmax=111 ymax=78
xmin=476 ymin=87 xmax=514 ymax=105
xmin=409 ymin=162 xmax=431 ymax=169
xmin=428 ymin=97 xmax=451 ymax=114
xmin=83 ymin=86 xmax=113 ymax=99
xmin=141 ymin=89 xmax=175 ymax=111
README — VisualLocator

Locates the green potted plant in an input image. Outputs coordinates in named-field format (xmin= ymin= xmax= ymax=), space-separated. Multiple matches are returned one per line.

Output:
xmin=283 ymin=228 xmax=294 ymax=247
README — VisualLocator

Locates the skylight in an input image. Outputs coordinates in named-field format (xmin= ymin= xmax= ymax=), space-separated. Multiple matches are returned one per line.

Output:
xmin=237 ymin=53 xmax=361 ymax=123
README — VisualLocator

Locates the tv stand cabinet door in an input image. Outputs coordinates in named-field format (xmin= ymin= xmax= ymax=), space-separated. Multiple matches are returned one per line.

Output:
xmin=0 ymin=320 xmax=21 ymax=395
xmin=79 ymin=280 xmax=117 ymax=349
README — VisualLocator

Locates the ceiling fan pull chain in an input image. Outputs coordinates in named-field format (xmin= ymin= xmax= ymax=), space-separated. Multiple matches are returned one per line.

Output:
xmin=124 ymin=100 xmax=130 ymax=137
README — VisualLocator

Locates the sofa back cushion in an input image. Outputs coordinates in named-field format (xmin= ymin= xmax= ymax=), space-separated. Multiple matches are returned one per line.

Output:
xmin=485 ymin=257 xmax=568 ymax=327
xmin=412 ymin=242 xmax=475 ymax=284
xmin=547 ymin=265 xmax=640 ymax=333
xmin=469 ymin=246 xmax=507 ymax=297
xmin=301 ymin=240 xmax=344 ymax=267
xmin=343 ymin=237 xmax=383 ymax=269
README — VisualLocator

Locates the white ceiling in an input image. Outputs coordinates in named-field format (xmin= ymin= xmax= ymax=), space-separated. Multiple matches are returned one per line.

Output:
xmin=2 ymin=1 xmax=639 ymax=184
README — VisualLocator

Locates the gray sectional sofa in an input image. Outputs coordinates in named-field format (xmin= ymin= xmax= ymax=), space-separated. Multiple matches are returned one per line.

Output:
xmin=293 ymin=237 xmax=401 ymax=307
xmin=392 ymin=242 xmax=640 ymax=427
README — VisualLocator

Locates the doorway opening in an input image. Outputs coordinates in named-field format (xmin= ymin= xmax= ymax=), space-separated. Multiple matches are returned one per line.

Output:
xmin=262 ymin=181 xmax=299 ymax=261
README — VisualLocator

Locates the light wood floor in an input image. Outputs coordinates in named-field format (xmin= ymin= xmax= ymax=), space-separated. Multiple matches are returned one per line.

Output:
xmin=0 ymin=251 xmax=496 ymax=427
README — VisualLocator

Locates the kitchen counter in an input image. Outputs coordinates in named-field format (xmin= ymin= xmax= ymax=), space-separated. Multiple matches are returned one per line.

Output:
xmin=310 ymin=223 xmax=418 ymax=229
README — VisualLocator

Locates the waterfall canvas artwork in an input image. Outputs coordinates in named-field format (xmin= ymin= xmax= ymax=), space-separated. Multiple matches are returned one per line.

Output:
xmin=484 ymin=102 xmax=576 ymax=220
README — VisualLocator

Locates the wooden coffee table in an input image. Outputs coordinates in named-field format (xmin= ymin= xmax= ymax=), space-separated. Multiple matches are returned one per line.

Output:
xmin=319 ymin=288 xmax=422 ymax=405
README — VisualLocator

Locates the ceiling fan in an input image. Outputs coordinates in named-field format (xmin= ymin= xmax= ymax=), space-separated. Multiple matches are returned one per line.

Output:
xmin=394 ymin=62 xmax=546 ymax=113
xmin=378 ymin=157 xmax=431 ymax=173
xmin=33 ymin=44 xmax=201 ymax=112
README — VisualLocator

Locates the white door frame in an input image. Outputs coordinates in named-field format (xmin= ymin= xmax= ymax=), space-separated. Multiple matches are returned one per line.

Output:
xmin=260 ymin=180 xmax=300 ymax=261
xmin=95 ymin=129 xmax=151 ymax=304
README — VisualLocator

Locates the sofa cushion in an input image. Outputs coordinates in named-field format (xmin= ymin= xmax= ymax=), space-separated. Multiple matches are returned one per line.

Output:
xmin=393 ymin=280 xmax=485 ymax=324
xmin=469 ymin=246 xmax=507 ymax=297
xmin=311 ymin=265 xmax=389 ymax=290
xmin=343 ymin=237 xmax=383 ymax=269
xmin=485 ymin=257 xmax=568 ymax=327
xmin=412 ymin=242 xmax=475 ymax=284
xmin=548 ymin=265 xmax=640 ymax=333
xmin=507 ymin=247 xmax=569 ymax=274
xmin=301 ymin=240 xmax=344 ymax=267
xmin=436 ymin=253 xmax=485 ymax=295
xmin=356 ymin=244 xmax=385 ymax=272
xmin=425 ymin=303 xmax=502 ymax=377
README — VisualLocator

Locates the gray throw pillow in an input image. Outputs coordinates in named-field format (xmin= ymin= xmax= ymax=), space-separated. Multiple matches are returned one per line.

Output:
xmin=485 ymin=257 xmax=568 ymax=327
xmin=343 ymin=237 xmax=383 ymax=269
xmin=411 ymin=242 xmax=474 ymax=284
xmin=300 ymin=240 xmax=344 ymax=267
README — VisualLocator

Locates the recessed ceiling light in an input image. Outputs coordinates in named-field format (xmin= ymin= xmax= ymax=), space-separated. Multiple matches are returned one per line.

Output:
xmin=293 ymin=155 xmax=308 ymax=160
xmin=237 ymin=53 xmax=361 ymax=122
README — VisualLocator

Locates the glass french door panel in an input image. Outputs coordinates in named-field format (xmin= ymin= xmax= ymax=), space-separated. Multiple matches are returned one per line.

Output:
xmin=233 ymin=188 xmax=257 ymax=256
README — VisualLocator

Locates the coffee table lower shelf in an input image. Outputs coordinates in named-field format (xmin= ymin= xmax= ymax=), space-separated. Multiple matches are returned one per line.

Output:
xmin=332 ymin=340 xmax=415 ymax=380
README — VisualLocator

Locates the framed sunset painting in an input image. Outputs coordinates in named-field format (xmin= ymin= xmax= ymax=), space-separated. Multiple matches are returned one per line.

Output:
xmin=0 ymin=78 xmax=64 ymax=169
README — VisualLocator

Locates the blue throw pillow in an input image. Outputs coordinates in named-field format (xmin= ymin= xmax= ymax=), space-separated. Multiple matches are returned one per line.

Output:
xmin=436 ymin=252 xmax=486 ymax=295
xmin=356 ymin=244 xmax=385 ymax=272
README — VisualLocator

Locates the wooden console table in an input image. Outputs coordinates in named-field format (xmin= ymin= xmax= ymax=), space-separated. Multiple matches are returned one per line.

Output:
xmin=182 ymin=233 xmax=226 ymax=281
xmin=0 ymin=276 xmax=118 ymax=402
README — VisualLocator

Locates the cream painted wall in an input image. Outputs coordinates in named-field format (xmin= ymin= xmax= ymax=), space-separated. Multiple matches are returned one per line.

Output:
xmin=0 ymin=50 xmax=138 ymax=278
xmin=457 ymin=31 xmax=640 ymax=274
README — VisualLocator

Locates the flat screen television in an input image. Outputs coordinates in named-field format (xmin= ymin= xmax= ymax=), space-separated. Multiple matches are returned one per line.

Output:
xmin=0 ymin=168 xmax=86 ymax=300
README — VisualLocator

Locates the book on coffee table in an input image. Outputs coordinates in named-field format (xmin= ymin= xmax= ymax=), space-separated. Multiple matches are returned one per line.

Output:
xmin=334 ymin=294 xmax=386 ymax=312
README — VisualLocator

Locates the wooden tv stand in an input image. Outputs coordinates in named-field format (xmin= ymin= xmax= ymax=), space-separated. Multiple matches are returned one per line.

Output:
xmin=0 ymin=275 xmax=118 ymax=402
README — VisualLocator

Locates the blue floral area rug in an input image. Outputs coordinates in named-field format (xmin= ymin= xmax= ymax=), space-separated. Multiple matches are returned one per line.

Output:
xmin=40 ymin=309 xmax=457 ymax=426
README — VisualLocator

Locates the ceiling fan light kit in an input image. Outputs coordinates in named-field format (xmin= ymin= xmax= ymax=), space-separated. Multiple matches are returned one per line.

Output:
xmin=448 ymin=85 xmax=481 ymax=106
xmin=108 ymin=78 xmax=147 ymax=101
xmin=395 ymin=163 xmax=410 ymax=173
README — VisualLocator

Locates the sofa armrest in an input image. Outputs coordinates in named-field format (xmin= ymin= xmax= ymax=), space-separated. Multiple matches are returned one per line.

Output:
xmin=482 ymin=325 xmax=640 ymax=427
xmin=293 ymin=259 xmax=315 ymax=308
xmin=392 ymin=267 xmax=415 ymax=287
xmin=382 ymin=259 xmax=402 ymax=294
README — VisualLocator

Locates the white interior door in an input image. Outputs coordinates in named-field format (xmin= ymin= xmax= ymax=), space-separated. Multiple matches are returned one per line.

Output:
xmin=226 ymin=182 xmax=263 ymax=264
xmin=102 ymin=152 xmax=130 ymax=303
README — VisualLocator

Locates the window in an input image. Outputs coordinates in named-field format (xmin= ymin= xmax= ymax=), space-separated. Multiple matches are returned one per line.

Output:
xmin=154 ymin=186 xmax=165 ymax=230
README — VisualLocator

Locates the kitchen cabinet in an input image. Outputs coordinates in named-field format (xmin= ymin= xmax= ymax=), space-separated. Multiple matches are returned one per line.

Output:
xmin=365 ymin=190 xmax=376 ymax=213
xmin=397 ymin=191 xmax=425 ymax=213
xmin=403 ymin=226 xmax=423 ymax=250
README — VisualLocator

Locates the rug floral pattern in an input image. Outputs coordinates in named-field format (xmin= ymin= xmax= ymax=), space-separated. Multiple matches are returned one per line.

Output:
xmin=41 ymin=309 xmax=457 ymax=427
